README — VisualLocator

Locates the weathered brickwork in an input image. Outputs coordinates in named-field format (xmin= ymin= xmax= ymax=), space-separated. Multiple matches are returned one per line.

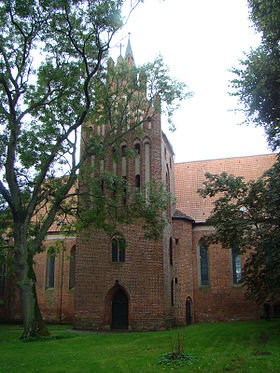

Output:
xmin=192 ymin=227 xmax=260 ymax=323
xmin=74 ymin=80 xmax=178 ymax=330
xmin=171 ymin=218 xmax=194 ymax=325
xmin=1 ymin=43 xmax=278 ymax=328
xmin=0 ymin=235 xmax=76 ymax=323
xmin=33 ymin=234 xmax=76 ymax=323
xmin=0 ymin=276 xmax=21 ymax=322
xmin=74 ymin=224 xmax=167 ymax=330
xmin=2 ymin=156 xmax=276 ymax=327
xmin=174 ymin=155 xmax=277 ymax=323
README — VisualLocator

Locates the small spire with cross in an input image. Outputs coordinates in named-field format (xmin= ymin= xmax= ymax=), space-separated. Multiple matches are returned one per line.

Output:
xmin=125 ymin=32 xmax=135 ymax=66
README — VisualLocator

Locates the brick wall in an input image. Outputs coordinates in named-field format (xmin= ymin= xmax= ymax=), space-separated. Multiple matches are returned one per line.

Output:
xmin=0 ymin=234 xmax=76 ymax=323
xmin=172 ymin=218 xmax=194 ymax=325
xmin=33 ymin=234 xmax=76 ymax=323
xmin=192 ymin=226 xmax=261 ymax=322
xmin=74 ymin=103 xmax=173 ymax=330
xmin=74 ymin=224 xmax=167 ymax=330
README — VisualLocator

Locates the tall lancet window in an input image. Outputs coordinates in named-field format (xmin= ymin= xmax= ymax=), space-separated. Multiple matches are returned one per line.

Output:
xmin=166 ymin=164 xmax=170 ymax=193
xmin=144 ymin=140 xmax=150 ymax=200
xmin=166 ymin=164 xmax=171 ymax=217
xmin=112 ymin=238 xmax=126 ymax=262
xmin=69 ymin=245 xmax=76 ymax=289
xmin=232 ymin=248 xmax=242 ymax=284
xmin=45 ymin=248 xmax=55 ymax=289
xmin=121 ymin=144 xmax=127 ymax=205
xmin=199 ymin=241 xmax=209 ymax=286
xmin=144 ymin=141 xmax=150 ymax=181
xmin=134 ymin=141 xmax=141 ymax=189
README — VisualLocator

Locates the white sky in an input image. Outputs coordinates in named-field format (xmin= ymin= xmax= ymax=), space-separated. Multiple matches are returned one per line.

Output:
xmin=111 ymin=0 xmax=272 ymax=163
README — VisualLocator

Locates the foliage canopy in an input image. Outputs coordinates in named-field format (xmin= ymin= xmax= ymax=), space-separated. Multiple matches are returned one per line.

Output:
xmin=199 ymin=159 xmax=280 ymax=303
xmin=200 ymin=0 xmax=280 ymax=303
xmin=231 ymin=0 xmax=280 ymax=150
xmin=0 ymin=0 xmax=189 ymax=338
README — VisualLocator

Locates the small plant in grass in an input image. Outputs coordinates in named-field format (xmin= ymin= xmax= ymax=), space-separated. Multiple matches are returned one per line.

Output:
xmin=158 ymin=331 xmax=193 ymax=367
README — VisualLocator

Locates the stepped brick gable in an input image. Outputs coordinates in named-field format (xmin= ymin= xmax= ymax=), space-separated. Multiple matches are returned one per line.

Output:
xmin=1 ymin=40 xmax=279 ymax=328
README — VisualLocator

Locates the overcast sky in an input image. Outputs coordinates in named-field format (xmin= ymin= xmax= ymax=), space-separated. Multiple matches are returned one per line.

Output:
xmin=111 ymin=0 xmax=272 ymax=163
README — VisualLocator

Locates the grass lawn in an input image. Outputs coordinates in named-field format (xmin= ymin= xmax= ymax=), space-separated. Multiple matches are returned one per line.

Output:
xmin=0 ymin=319 xmax=279 ymax=372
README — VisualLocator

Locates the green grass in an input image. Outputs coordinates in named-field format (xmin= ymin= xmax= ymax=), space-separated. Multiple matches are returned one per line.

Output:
xmin=0 ymin=319 xmax=279 ymax=372
xmin=0 ymin=323 xmax=72 ymax=330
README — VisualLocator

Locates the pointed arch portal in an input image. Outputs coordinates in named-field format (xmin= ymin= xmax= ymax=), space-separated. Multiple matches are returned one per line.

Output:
xmin=112 ymin=288 xmax=128 ymax=329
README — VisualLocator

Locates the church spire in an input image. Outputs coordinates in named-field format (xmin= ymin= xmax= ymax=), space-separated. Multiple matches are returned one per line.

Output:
xmin=124 ymin=33 xmax=135 ymax=67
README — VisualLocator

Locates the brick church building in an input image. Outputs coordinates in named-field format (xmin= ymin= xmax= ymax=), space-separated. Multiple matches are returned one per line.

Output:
xmin=0 ymin=42 xmax=278 ymax=330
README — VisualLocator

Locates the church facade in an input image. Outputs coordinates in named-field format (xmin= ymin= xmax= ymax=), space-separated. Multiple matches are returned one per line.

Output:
xmin=0 ymin=44 xmax=278 ymax=330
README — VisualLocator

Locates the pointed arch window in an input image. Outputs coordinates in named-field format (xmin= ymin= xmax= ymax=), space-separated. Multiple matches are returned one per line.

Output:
xmin=112 ymin=239 xmax=118 ymax=262
xmin=135 ymin=174 xmax=141 ymax=188
xmin=69 ymin=245 xmax=76 ymax=289
xmin=46 ymin=249 xmax=55 ymax=289
xmin=232 ymin=248 xmax=241 ymax=284
xmin=122 ymin=176 xmax=127 ymax=206
xmin=112 ymin=238 xmax=126 ymax=262
xmin=166 ymin=165 xmax=171 ymax=217
xmin=199 ymin=242 xmax=209 ymax=286
xmin=134 ymin=141 xmax=141 ymax=189
xmin=144 ymin=141 xmax=150 ymax=183
xmin=121 ymin=144 xmax=128 ymax=205
xmin=166 ymin=164 xmax=170 ymax=193
xmin=135 ymin=143 xmax=140 ymax=155
xmin=144 ymin=140 xmax=151 ymax=200
xmin=121 ymin=144 xmax=127 ymax=166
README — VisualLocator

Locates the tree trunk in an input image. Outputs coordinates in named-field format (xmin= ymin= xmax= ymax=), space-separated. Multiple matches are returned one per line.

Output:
xmin=14 ymin=226 xmax=49 ymax=339
xmin=18 ymin=266 xmax=50 ymax=339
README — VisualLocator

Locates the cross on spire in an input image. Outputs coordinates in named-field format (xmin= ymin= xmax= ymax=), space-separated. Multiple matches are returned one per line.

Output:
xmin=116 ymin=42 xmax=124 ymax=56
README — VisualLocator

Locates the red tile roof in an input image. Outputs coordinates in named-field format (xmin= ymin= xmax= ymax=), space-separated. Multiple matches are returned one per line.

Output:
xmin=174 ymin=154 xmax=276 ymax=223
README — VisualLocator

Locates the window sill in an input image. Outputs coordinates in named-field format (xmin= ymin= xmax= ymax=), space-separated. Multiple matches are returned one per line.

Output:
xmin=232 ymin=283 xmax=242 ymax=288
xmin=198 ymin=285 xmax=210 ymax=291
xmin=112 ymin=262 xmax=126 ymax=264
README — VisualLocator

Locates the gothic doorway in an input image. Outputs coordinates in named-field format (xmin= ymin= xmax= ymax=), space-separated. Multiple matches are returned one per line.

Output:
xmin=112 ymin=288 xmax=128 ymax=329
xmin=186 ymin=297 xmax=192 ymax=325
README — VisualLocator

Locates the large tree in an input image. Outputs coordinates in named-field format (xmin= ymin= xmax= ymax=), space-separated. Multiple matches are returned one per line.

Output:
xmin=0 ymin=0 xmax=189 ymax=338
xmin=231 ymin=0 xmax=280 ymax=150
xmin=199 ymin=162 xmax=280 ymax=303
xmin=198 ymin=0 xmax=280 ymax=304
